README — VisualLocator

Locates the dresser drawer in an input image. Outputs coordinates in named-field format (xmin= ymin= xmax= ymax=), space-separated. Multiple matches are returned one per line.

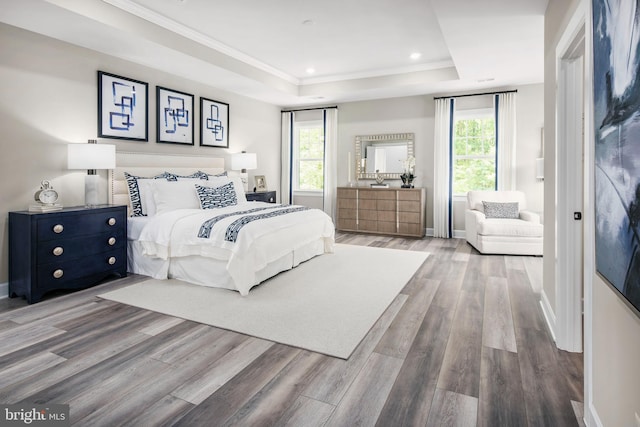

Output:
xmin=36 ymin=251 xmax=126 ymax=290
xmin=36 ymin=230 xmax=126 ymax=265
xmin=37 ymin=209 xmax=125 ymax=241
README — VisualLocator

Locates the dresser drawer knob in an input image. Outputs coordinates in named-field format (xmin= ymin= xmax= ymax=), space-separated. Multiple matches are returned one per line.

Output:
xmin=52 ymin=247 xmax=64 ymax=256
xmin=53 ymin=224 xmax=64 ymax=234
xmin=108 ymin=217 xmax=117 ymax=226
xmin=108 ymin=256 xmax=116 ymax=265
xmin=108 ymin=237 xmax=116 ymax=246
xmin=53 ymin=269 xmax=64 ymax=279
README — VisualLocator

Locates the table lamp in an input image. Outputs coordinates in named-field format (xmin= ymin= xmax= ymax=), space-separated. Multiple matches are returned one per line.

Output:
xmin=68 ymin=139 xmax=116 ymax=206
xmin=231 ymin=151 xmax=257 ymax=191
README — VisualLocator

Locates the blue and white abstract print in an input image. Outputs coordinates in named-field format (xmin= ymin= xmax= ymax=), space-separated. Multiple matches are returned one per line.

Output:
xmin=593 ymin=0 xmax=640 ymax=313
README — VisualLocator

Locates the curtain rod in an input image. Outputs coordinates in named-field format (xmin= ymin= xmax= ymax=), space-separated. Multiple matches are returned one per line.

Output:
xmin=433 ymin=89 xmax=517 ymax=100
xmin=281 ymin=106 xmax=338 ymax=113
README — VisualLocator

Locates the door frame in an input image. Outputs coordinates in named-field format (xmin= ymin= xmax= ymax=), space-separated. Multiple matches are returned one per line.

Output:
xmin=554 ymin=1 xmax=586 ymax=353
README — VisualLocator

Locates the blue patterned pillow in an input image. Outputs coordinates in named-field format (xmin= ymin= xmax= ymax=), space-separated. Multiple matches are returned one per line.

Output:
xmin=482 ymin=201 xmax=519 ymax=219
xmin=125 ymin=172 xmax=174 ymax=216
xmin=196 ymin=182 xmax=238 ymax=209
xmin=171 ymin=171 xmax=210 ymax=180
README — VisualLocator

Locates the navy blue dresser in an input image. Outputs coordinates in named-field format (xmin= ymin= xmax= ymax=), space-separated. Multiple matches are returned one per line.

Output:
xmin=9 ymin=205 xmax=127 ymax=303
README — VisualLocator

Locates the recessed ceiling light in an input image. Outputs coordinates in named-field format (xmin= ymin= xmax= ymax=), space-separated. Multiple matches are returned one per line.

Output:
xmin=306 ymin=68 xmax=316 ymax=74
xmin=410 ymin=52 xmax=422 ymax=60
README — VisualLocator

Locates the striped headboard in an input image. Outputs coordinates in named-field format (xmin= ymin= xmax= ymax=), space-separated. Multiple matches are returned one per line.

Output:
xmin=108 ymin=152 xmax=228 ymax=212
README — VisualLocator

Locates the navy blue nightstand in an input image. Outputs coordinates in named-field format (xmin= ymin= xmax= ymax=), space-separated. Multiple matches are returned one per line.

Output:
xmin=9 ymin=205 xmax=127 ymax=303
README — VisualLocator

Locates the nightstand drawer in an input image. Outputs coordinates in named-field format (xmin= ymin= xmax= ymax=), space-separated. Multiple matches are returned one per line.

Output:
xmin=36 ymin=251 xmax=126 ymax=290
xmin=246 ymin=191 xmax=276 ymax=203
xmin=36 ymin=230 xmax=126 ymax=264
xmin=37 ymin=209 xmax=125 ymax=241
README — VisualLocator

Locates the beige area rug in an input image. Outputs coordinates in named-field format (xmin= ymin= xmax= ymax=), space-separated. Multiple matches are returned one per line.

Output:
xmin=99 ymin=244 xmax=428 ymax=359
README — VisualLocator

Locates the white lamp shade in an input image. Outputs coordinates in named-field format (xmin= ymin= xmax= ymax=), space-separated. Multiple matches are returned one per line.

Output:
xmin=68 ymin=143 xmax=116 ymax=170
xmin=231 ymin=152 xmax=257 ymax=171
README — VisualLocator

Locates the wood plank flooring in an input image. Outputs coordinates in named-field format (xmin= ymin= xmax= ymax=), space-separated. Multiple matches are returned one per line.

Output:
xmin=0 ymin=233 xmax=583 ymax=426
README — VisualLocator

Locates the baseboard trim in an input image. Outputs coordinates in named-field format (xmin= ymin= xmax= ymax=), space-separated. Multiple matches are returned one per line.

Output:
xmin=539 ymin=289 xmax=557 ymax=343
xmin=0 ymin=282 xmax=8 ymax=299
xmin=585 ymin=401 xmax=603 ymax=427
xmin=425 ymin=228 xmax=465 ymax=239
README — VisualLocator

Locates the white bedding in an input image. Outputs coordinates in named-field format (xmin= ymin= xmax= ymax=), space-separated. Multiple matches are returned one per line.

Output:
xmin=136 ymin=202 xmax=335 ymax=295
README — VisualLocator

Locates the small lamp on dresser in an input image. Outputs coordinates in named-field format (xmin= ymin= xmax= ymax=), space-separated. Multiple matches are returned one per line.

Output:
xmin=67 ymin=139 xmax=116 ymax=206
xmin=231 ymin=151 xmax=257 ymax=192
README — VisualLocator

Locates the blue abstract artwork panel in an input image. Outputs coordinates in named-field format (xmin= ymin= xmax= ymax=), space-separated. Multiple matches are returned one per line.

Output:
xmin=200 ymin=97 xmax=229 ymax=148
xmin=157 ymin=86 xmax=194 ymax=145
xmin=593 ymin=0 xmax=640 ymax=315
xmin=98 ymin=71 xmax=148 ymax=141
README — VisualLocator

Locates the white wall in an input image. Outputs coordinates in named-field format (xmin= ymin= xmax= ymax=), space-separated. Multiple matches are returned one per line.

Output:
xmin=0 ymin=23 xmax=281 ymax=284
xmin=337 ymin=85 xmax=543 ymax=233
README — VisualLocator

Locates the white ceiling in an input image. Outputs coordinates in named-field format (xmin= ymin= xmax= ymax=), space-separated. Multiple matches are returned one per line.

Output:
xmin=0 ymin=0 xmax=548 ymax=107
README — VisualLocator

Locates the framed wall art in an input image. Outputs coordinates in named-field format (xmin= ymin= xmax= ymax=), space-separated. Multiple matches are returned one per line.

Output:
xmin=98 ymin=71 xmax=148 ymax=141
xmin=592 ymin=0 xmax=640 ymax=316
xmin=200 ymin=97 xmax=229 ymax=148
xmin=156 ymin=86 xmax=194 ymax=145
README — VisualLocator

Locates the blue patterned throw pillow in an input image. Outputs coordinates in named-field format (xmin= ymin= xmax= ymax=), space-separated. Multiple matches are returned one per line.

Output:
xmin=196 ymin=182 xmax=238 ymax=209
xmin=482 ymin=201 xmax=519 ymax=219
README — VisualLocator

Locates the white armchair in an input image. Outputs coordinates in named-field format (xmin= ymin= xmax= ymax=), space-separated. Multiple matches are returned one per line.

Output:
xmin=465 ymin=190 xmax=543 ymax=255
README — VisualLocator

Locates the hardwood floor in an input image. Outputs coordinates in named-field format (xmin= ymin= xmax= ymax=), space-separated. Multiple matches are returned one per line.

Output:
xmin=0 ymin=233 xmax=583 ymax=426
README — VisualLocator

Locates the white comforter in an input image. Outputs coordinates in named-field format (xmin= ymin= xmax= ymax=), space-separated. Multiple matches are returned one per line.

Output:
xmin=137 ymin=202 xmax=335 ymax=295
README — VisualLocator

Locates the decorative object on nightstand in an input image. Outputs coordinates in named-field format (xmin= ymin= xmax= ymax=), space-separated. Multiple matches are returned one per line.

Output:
xmin=67 ymin=139 xmax=116 ymax=206
xmin=231 ymin=151 xmax=257 ymax=192
xmin=30 ymin=180 xmax=62 ymax=212
xmin=254 ymin=175 xmax=267 ymax=192
xmin=9 ymin=205 xmax=127 ymax=304
xmin=246 ymin=190 xmax=276 ymax=203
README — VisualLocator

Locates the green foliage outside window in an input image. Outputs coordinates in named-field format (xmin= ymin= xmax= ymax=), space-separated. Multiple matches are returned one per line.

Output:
xmin=452 ymin=117 xmax=496 ymax=195
xmin=297 ymin=125 xmax=324 ymax=191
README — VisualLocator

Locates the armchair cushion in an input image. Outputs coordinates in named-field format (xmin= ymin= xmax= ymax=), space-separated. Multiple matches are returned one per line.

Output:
xmin=482 ymin=201 xmax=519 ymax=219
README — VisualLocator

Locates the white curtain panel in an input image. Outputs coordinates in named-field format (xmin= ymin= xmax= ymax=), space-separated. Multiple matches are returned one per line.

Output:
xmin=433 ymin=98 xmax=454 ymax=238
xmin=323 ymin=108 xmax=338 ymax=221
xmin=496 ymin=92 xmax=517 ymax=190
xmin=280 ymin=111 xmax=294 ymax=204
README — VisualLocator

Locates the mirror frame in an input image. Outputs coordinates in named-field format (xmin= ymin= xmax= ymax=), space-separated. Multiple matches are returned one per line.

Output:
xmin=355 ymin=132 xmax=415 ymax=180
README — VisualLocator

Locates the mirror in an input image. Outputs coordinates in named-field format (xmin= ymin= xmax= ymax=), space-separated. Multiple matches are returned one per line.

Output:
xmin=355 ymin=133 xmax=414 ymax=180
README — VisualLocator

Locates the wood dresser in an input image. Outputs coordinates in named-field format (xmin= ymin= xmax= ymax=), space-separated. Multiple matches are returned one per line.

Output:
xmin=336 ymin=187 xmax=425 ymax=237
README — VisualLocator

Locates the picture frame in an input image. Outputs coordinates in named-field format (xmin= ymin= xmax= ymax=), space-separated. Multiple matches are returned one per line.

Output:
xmin=200 ymin=97 xmax=229 ymax=148
xmin=254 ymin=175 xmax=267 ymax=192
xmin=592 ymin=0 xmax=640 ymax=317
xmin=156 ymin=86 xmax=194 ymax=145
xmin=98 ymin=71 xmax=148 ymax=141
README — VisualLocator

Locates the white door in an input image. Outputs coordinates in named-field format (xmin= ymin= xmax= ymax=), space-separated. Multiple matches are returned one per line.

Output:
xmin=556 ymin=47 xmax=585 ymax=352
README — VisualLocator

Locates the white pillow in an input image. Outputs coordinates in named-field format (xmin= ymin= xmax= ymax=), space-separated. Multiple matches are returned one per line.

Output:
xmin=229 ymin=176 xmax=247 ymax=203
xmin=153 ymin=180 xmax=202 ymax=213
xmin=137 ymin=179 xmax=163 ymax=216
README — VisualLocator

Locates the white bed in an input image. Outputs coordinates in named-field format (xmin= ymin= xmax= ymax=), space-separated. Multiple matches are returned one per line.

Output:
xmin=109 ymin=152 xmax=335 ymax=295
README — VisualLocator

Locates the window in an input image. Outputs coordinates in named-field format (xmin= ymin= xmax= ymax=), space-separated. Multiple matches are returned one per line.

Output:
xmin=294 ymin=121 xmax=324 ymax=191
xmin=452 ymin=109 xmax=496 ymax=195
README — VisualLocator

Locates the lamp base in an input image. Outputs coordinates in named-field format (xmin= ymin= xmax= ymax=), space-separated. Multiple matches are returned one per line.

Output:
xmin=85 ymin=174 xmax=100 ymax=206
xmin=239 ymin=172 xmax=249 ymax=192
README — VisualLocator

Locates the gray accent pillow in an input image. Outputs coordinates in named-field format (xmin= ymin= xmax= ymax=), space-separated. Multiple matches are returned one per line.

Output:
xmin=482 ymin=201 xmax=519 ymax=219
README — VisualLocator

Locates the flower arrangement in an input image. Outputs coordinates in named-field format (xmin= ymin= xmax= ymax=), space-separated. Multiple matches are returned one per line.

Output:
xmin=400 ymin=155 xmax=416 ymax=188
